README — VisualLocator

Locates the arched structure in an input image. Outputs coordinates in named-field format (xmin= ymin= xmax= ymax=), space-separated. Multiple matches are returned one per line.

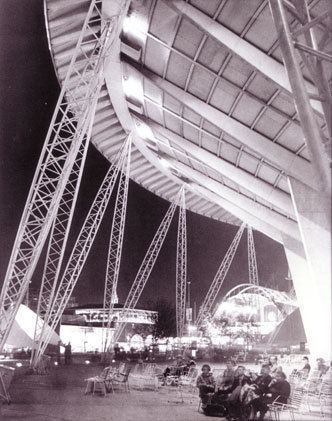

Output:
xmin=214 ymin=283 xmax=298 ymax=336
xmin=223 ymin=284 xmax=297 ymax=309
xmin=0 ymin=0 xmax=330 ymax=363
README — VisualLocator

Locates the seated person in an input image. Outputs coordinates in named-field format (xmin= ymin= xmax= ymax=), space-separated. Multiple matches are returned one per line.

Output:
xmin=249 ymin=371 xmax=291 ymax=420
xmin=216 ymin=360 xmax=236 ymax=390
xmin=208 ymin=366 xmax=251 ymax=420
xmin=269 ymin=357 xmax=283 ymax=377
xmin=316 ymin=358 xmax=329 ymax=377
xmin=196 ymin=364 xmax=216 ymax=407
xmin=241 ymin=365 xmax=273 ymax=412
xmin=182 ymin=359 xmax=196 ymax=375
xmin=299 ymin=356 xmax=311 ymax=378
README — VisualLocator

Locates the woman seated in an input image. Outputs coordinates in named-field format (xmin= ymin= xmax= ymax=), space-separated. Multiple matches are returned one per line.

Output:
xmin=196 ymin=364 xmax=216 ymax=407
xmin=248 ymin=371 xmax=291 ymax=420
xmin=203 ymin=366 xmax=251 ymax=419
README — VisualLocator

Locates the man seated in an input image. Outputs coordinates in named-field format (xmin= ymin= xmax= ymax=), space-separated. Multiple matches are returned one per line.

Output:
xmin=196 ymin=364 xmax=216 ymax=408
xmin=216 ymin=360 xmax=236 ymax=390
xmin=298 ymin=356 xmax=311 ymax=379
xmin=203 ymin=366 xmax=251 ymax=420
xmin=316 ymin=358 xmax=329 ymax=377
xmin=248 ymin=371 xmax=291 ymax=420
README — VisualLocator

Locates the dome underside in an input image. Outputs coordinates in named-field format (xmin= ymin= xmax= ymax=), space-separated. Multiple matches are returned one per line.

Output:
xmin=44 ymin=0 xmax=330 ymax=228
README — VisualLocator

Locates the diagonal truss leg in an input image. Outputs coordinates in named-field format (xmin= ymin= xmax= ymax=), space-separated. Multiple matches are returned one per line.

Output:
xmin=247 ymin=225 xmax=259 ymax=286
xmin=0 ymin=0 xmax=117 ymax=352
xmin=30 ymin=138 xmax=130 ymax=369
xmin=102 ymin=136 xmax=132 ymax=353
xmin=113 ymin=188 xmax=183 ymax=344
xmin=196 ymin=222 xmax=246 ymax=327
xmin=176 ymin=188 xmax=187 ymax=338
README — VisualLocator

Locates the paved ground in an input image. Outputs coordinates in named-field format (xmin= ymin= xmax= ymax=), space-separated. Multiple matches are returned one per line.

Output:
xmin=1 ymin=363 xmax=206 ymax=421
xmin=1 ymin=363 xmax=329 ymax=421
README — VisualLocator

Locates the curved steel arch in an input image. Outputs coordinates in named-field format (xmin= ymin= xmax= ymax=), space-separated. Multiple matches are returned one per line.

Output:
xmin=223 ymin=283 xmax=297 ymax=307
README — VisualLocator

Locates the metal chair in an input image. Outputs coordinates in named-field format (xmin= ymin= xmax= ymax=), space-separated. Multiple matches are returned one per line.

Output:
xmin=317 ymin=378 xmax=332 ymax=417
xmin=85 ymin=366 xmax=111 ymax=396
xmin=110 ymin=366 xmax=131 ymax=393
xmin=268 ymin=387 xmax=303 ymax=421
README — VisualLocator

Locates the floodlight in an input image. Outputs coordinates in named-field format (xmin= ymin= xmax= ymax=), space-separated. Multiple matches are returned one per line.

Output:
xmin=122 ymin=75 xmax=144 ymax=104
xmin=122 ymin=13 xmax=146 ymax=43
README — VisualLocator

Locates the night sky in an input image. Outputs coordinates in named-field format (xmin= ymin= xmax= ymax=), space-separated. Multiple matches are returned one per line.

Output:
xmin=0 ymin=1 xmax=289 ymax=310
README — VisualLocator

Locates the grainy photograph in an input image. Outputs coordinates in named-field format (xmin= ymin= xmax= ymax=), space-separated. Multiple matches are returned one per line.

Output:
xmin=0 ymin=0 xmax=331 ymax=420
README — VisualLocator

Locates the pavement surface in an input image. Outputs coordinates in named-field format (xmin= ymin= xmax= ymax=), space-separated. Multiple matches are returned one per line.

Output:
xmin=1 ymin=363 xmax=206 ymax=421
xmin=1 ymin=362 xmax=329 ymax=421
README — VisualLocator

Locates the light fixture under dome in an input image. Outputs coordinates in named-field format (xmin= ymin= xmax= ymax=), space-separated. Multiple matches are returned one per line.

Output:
xmin=122 ymin=75 xmax=144 ymax=104
xmin=122 ymin=12 xmax=146 ymax=44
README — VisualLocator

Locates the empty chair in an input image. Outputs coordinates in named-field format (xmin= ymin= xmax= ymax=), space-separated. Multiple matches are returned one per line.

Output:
xmin=110 ymin=366 xmax=131 ymax=393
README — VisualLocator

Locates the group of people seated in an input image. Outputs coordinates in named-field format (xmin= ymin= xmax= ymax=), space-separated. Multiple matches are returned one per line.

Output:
xmin=196 ymin=359 xmax=290 ymax=421
xmin=163 ymin=355 xmax=196 ymax=380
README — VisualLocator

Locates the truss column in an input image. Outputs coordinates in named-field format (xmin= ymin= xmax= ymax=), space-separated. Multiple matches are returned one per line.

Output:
xmin=31 ymin=141 xmax=129 ymax=368
xmin=0 ymin=0 xmax=116 ymax=352
xmin=113 ymin=188 xmax=183 ymax=344
xmin=176 ymin=188 xmax=187 ymax=337
xmin=102 ymin=137 xmax=132 ymax=352
xmin=268 ymin=0 xmax=331 ymax=193
xmin=196 ymin=223 xmax=246 ymax=327
xmin=247 ymin=226 xmax=259 ymax=286
xmin=31 ymin=136 xmax=90 ymax=365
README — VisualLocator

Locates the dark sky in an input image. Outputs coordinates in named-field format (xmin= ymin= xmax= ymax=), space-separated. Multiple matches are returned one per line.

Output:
xmin=0 ymin=0 xmax=289 ymax=310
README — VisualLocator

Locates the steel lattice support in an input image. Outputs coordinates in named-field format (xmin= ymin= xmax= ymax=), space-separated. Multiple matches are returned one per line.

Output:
xmin=176 ymin=188 xmax=187 ymax=337
xmin=31 ymin=136 xmax=90 ymax=364
xmin=113 ymin=188 xmax=183 ymax=344
xmin=30 ymin=139 xmax=129 ymax=368
xmin=268 ymin=0 xmax=331 ymax=192
xmin=196 ymin=223 xmax=246 ymax=327
xmin=102 ymin=137 xmax=132 ymax=352
xmin=247 ymin=226 xmax=259 ymax=286
xmin=0 ymin=0 xmax=115 ymax=352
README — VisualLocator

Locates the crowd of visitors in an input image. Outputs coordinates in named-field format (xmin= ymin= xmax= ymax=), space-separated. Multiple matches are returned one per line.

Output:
xmin=195 ymin=355 xmax=331 ymax=421
xmin=80 ymin=347 xmax=331 ymax=420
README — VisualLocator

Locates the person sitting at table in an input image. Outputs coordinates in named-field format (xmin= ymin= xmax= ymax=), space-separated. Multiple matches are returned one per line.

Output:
xmin=196 ymin=364 xmax=216 ymax=407
xmin=248 ymin=371 xmax=290 ymax=420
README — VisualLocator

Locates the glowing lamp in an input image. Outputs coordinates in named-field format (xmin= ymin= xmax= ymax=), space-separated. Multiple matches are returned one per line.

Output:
xmin=135 ymin=121 xmax=154 ymax=141
xmin=122 ymin=76 xmax=144 ymax=104
xmin=85 ymin=360 xmax=90 ymax=365
xmin=16 ymin=362 xmax=22 ymax=368
xmin=122 ymin=13 xmax=146 ymax=43
xmin=54 ymin=361 xmax=58 ymax=366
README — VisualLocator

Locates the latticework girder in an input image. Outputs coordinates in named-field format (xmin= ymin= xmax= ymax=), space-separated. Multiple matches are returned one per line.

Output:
xmin=196 ymin=222 xmax=246 ymax=327
xmin=113 ymin=188 xmax=183 ymax=344
xmin=247 ymin=226 xmax=259 ymax=286
xmin=102 ymin=136 xmax=132 ymax=352
xmin=0 ymin=0 xmax=115 ymax=352
xmin=31 ymin=136 xmax=90 ymax=362
xmin=31 ymin=139 xmax=129 ymax=368
xmin=176 ymin=188 xmax=187 ymax=337
xmin=269 ymin=0 xmax=331 ymax=190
